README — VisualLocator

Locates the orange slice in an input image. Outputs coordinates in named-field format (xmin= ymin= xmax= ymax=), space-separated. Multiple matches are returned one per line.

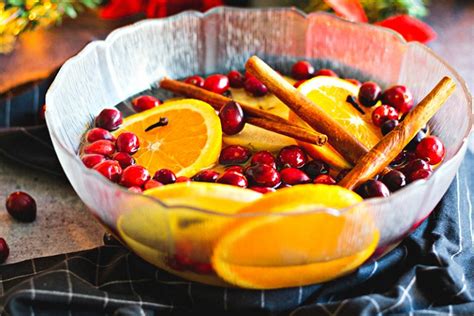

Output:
xmin=289 ymin=76 xmax=382 ymax=169
xmin=113 ymin=99 xmax=222 ymax=177
xmin=212 ymin=185 xmax=379 ymax=289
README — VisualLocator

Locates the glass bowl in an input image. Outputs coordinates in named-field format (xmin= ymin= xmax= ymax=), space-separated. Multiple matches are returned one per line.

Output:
xmin=45 ymin=7 xmax=473 ymax=289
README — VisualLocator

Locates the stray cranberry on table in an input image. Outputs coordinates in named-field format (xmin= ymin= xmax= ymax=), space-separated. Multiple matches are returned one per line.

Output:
xmin=6 ymin=191 xmax=37 ymax=222
xmin=0 ymin=238 xmax=9 ymax=263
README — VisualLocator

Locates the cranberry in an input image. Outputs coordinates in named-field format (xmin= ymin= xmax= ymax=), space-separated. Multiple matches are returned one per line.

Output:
xmin=217 ymin=171 xmax=248 ymax=188
xmin=175 ymin=176 xmax=191 ymax=183
xmin=390 ymin=150 xmax=416 ymax=168
xmin=84 ymin=140 xmax=115 ymax=156
xmin=203 ymin=74 xmax=229 ymax=94
xmin=381 ymin=170 xmax=407 ymax=192
xmin=192 ymin=262 xmax=214 ymax=274
xmin=251 ymin=151 xmax=276 ymax=169
xmin=416 ymin=136 xmax=445 ymax=165
xmin=409 ymin=168 xmax=433 ymax=182
xmin=226 ymin=165 xmax=244 ymax=174
xmin=116 ymin=132 xmax=140 ymax=155
xmin=280 ymin=168 xmax=311 ymax=185
xmin=405 ymin=130 xmax=427 ymax=151
xmin=304 ymin=160 xmax=329 ymax=178
xmin=245 ymin=164 xmax=281 ymax=187
xmin=381 ymin=119 xmax=399 ymax=135
xmin=293 ymin=80 xmax=306 ymax=88
xmin=143 ymin=179 xmax=163 ymax=190
xmin=128 ymin=186 xmax=143 ymax=193
xmin=227 ymin=70 xmax=245 ymax=88
xmin=291 ymin=61 xmax=315 ymax=80
xmin=219 ymin=101 xmax=245 ymax=135
xmin=346 ymin=79 xmax=362 ymax=87
xmin=81 ymin=154 xmax=106 ymax=169
xmin=93 ymin=160 xmax=122 ymax=182
xmin=313 ymin=174 xmax=336 ymax=185
xmin=372 ymin=105 xmax=399 ymax=127
xmin=153 ymin=169 xmax=176 ymax=185
xmin=112 ymin=152 xmax=135 ymax=169
xmin=358 ymin=82 xmax=382 ymax=107
xmin=277 ymin=145 xmax=308 ymax=168
xmin=95 ymin=108 xmax=122 ymax=131
xmin=6 ymin=191 xmax=37 ymax=222
xmin=86 ymin=128 xmax=115 ymax=143
xmin=120 ymin=165 xmax=150 ymax=188
xmin=336 ymin=169 xmax=351 ymax=182
xmin=356 ymin=180 xmax=390 ymax=199
xmin=219 ymin=145 xmax=251 ymax=165
xmin=250 ymin=186 xmax=276 ymax=194
xmin=381 ymin=85 xmax=414 ymax=115
xmin=192 ymin=170 xmax=219 ymax=183
xmin=400 ymin=159 xmax=433 ymax=182
xmin=132 ymin=95 xmax=161 ymax=113
xmin=244 ymin=77 xmax=268 ymax=97
xmin=184 ymin=75 xmax=205 ymax=88
xmin=0 ymin=238 xmax=9 ymax=263
xmin=315 ymin=69 xmax=338 ymax=77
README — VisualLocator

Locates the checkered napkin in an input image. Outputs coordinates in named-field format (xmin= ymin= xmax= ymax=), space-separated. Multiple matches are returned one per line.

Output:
xmin=1 ymin=148 xmax=473 ymax=315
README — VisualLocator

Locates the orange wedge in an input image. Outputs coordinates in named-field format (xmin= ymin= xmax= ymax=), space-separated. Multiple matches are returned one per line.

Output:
xmin=113 ymin=99 xmax=222 ymax=177
xmin=289 ymin=76 xmax=382 ymax=169
xmin=212 ymin=185 xmax=379 ymax=289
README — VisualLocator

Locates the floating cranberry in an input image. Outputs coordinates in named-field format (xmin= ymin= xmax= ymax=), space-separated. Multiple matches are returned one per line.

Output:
xmin=245 ymin=164 xmax=281 ymax=188
xmin=143 ymin=179 xmax=163 ymax=190
xmin=128 ymin=186 xmax=143 ymax=193
xmin=226 ymin=165 xmax=244 ymax=174
xmin=356 ymin=180 xmax=390 ymax=199
xmin=219 ymin=101 xmax=245 ymax=135
xmin=277 ymin=145 xmax=308 ymax=169
xmin=227 ymin=70 xmax=245 ymax=88
xmin=203 ymin=74 xmax=229 ymax=94
xmin=293 ymin=80 xmax=306 ymax=88
xmin=358 ymin=82 xmax=382 ymax=107
xmin=291 ymin=61 xmax=315 ymax=80
xmin=219 ymin=145 xmax=251 ymax=165
xmin=416 ymin=136 xmax=445 ymax=165
xmin=313 ymin=174 xmax=337 ymax=185
xmin=192 ymin=170 xmax=220 ymax=183
xmin=315 ymin=69 xmax=338 ymax=77
xmin=400 ymin=159 xmax=433 ymax=183
xmin=244 ymin=77 xmax=268 ymax=97
xmin=95 ymin=108 xmax=123 ymax=131
xmin=132 ymin=95 xmax=161 ymax=113
xmin=6 ymin=191 xmax=37 ymax=222
xmin=409 ymin=168 xmax=433 ymax=182
xmin=184 ymin=75 xmax=205 ymax=88
xmin=81 ymin=154 xmax=106 ymax=169
xmin=372 ymin=105 xmax=399 ymax=127
xmin=120 ymin=165 xmax=150 ymax=188
xmin=280 ymin=168 xmax=311 ymax=185
xmin=381 ymin=170 xmax=407 ymax=192
xmin=192 ymin=262 xmax=214 ymax=274
xmin=381 ymin=85 xmax=414 ymax=115
xmin=381 ymin=119 xmax=399 ymax=135
xmin=84 ymin=140 xmax=115 ymax=157
xmin=153 ymin=169 xmax=176 ymax=185
xmin=86 ymin=128 xmax=115 ymax=143
xmin=112 ymin=152 xmax=135 ymax=169
xmin=93 ymin=160 xmax=122 ymax=182
xmin=217 ymin=171 xmax=248 ymax=188
xmin=0 ymin=238 xmax=9 ymax=263
xmin=304 ymin=160 xmax=329 ymax=178
xmin=250 ymin=186 xmax=276 ymax=194
xmin=175 ymin=176 xmax=191 ymax=183
xmin=346 ymin=79 xmax=362 ymax=87
xmin=116 ymin=132 xmax=140 ymax=155
xmin=251 ymin=151 xmax=276 ymax=169
xmin=405 ymin=130 xmax=426 ymax=151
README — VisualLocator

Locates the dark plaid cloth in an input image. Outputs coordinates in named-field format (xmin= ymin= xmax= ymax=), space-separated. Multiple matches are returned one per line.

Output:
xmin=1 ymin=148 xmax=473 ymax=315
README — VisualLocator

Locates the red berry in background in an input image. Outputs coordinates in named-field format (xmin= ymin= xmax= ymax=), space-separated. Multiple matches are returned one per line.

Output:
xmin=175 ymin=176 xmax=191 ymax=183
xmin=81 ymin=154 xmax=106 ymax=169
xmin=153 ymin=169 xmax=176 ymax=185
xmin=192 ymin=170 xmax=220 ymax=183
xmin=84 ymin=140 xmax=115 ymax=156
xmin=128 ymin=186 xmax=143 ymax=193
xmin=0 ymin=238 xmax=9 ymax=263
xmin=416 ymin=136 xmax=445 ymax=165
xmin=184 ymin=75 xmax=205 ymax=88
xmin=132 ymin=95 xmax=161 ymax=113
xmin=291 ymin=61 xmax=315 ymax=80
xmin=111 ymin=152 xmax=135 ymax=169
xmin=375 ymin=14 xmax=437 ymax=44
xmin=405 ymin=130 xmax=427 ymax=151
xmin=86 ymin=128 xmax=115 ymax=143
xmin=380 ymin=119 xmax=399 ymax=136
xmin=143 ymin=179 xmax=163 ymax=190
xmin=219 ymin=101 xmax=245 ymax=135
xmin=203 ymin=74 xmax=230 ymax=94
xmin=315 ymin=69 xmax=338 ymax=77
xmin=372 ymin=105 xmax=399 ymax=127
xmin=381 ymin=170 xmax=407 ymax=192
xmin=227 ymin=70 xmax=245 ymax=88
xmin=217 ymin=171 xmax=248 ymax=188
xmin=280 ymin=168 xmax=311 ymax=185
xmin=381 ymin=85 xmax=414 ymax=115
xmin=219 ymin=145 xmax=251 ymax=165
xmin=116 ymin=132 xmax=140 ymax=155
xmin=277 ymin=145 xmax=308 ymax=168
xmin=245 ymin=164 xmax=281 ymax=188
xmin=251 ymin=151 xmax=276 ymax=169
xmin=355 ymin=180 xmax=390 ymax=199
xmin=294 ymin=80 xmax=306 ymax=88
xmin=313 ymin=174 xmax=337 ymax=185
xmin=244 ymin=77 xmax=268 ymax=97
xmin=358 ymin=82 xmax=382 ymax=107
xmin=120 ymin=165 xmax=150 ymax=188
xmin=304 ymin=160 xmax=329 ymax=179
xmin=250 ymin=186 xmax=276 ymax=194
xmin=95 ymin=108 xmax=123 ymax=131
xmin=399 ymin=158 xmax=433 ymax=183
xmin=6 ymin=191 xmax=37 ymax=222
xmin=93 ymin=160 xmax=122 ymax=182
xmin=346 ymin=79 xmax=361 ymax=87
xmin=226 ymin=165 xmax=244 ymax=174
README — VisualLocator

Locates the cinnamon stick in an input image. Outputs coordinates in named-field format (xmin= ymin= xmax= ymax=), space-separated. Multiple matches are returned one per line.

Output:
xmin=339 ymin=77 xmax=456 ymax=190
xmin=245 ymin=56 xmax=368 ymax=165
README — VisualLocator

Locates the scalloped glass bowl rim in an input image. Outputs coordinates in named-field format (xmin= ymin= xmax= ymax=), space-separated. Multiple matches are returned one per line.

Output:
xmin=45 ymin=6 xmax=473 ymax=218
